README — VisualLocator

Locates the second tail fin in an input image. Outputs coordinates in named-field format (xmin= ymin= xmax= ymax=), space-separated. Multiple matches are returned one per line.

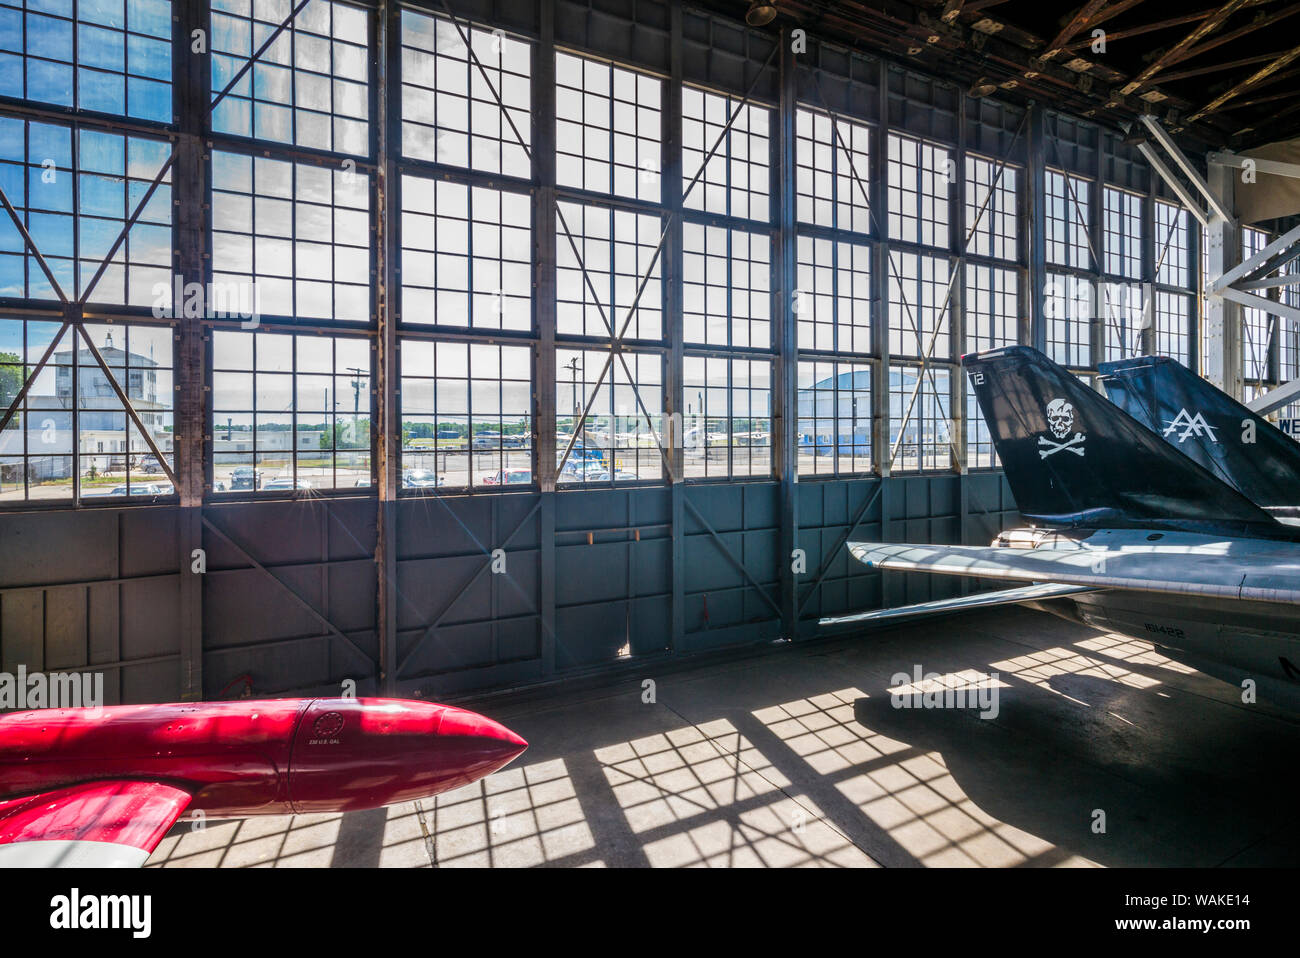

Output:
xmin=1100 ymin=355 xmax=1300 ymax=516
xmin=964 ymin=346 xmax=1285 ymax=538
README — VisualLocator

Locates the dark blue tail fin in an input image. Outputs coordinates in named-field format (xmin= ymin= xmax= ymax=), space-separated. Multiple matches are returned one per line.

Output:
xmin=1100 ymin=355 xmax=1300 ymax=517
xmin=964 ymin=346 xmax=1287 ymax=538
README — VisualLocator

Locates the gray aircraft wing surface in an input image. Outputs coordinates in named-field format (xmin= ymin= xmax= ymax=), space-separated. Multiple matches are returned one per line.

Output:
xmin=819 ymin=582 xmax=1099 ymax=628
xmin=846 ymin=534 xmax=1300 ymax=605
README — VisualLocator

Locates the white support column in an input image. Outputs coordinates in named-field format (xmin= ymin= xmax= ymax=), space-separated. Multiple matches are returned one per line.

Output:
xmin=1204 ymin=159 xmax=1242 ymax=398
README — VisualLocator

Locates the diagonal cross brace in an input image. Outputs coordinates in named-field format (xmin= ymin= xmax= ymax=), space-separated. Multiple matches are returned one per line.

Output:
xmin=795 ymin=481 xmax=884 ymax=615
xmin=434 ymin=0 xmax=778 ymax=485
xmin=552 ymin=48 xmax=779 ymax=478
xmin=0 ymin=185 xmax=70 ymax=303
xmin=684 ymin=498 xmax=782 ymax=619
xmin=210 ymin=0 xmax=314 ymax=113
xmin=76 ymin=320 xmax=179 ymax=488
xmin=889 ymin=113 xmax=1028 ymax=469
xmin=202 ymin=514 xmax=377 ymax=672
xmin=808 ymin=70 xmax=962 ymax=463
xmin=396 ymin=497 xmax=543 ymax=677
xmin=0 ymin=321 xmax=70 ymax=437
xmin=1048 ymin=128 xmax=1131 ymax=359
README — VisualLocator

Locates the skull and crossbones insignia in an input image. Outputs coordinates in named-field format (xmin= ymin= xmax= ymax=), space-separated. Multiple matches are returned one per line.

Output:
xmin=1039 ymin=398 xmax=1085 ymax=458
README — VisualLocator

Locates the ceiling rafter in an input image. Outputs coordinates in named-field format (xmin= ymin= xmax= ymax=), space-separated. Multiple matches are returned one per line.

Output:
xmin=1058 ymin=8 xmax=1216 ymax=55
xmin=1220 ymin=74 xmax=1300 ymax=110
xmin=1160 ymin=4 xmax=1300 ymax=70
xmin=1119 ymin=0 xmax=1253 ymax=95
xmin=1187 ymin=41 xmax=1300 ymax=123
xmin=1156 ymin=51 xmax=1281 ymax=84
xmin=752 ymin=0 xmax=1300 ymax=147
xmin=1040 ymin=0 xmax=1112 ymax=61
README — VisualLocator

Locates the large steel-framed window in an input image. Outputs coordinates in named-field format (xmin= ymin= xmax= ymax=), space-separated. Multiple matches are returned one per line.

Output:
xmin=682 ymin=221 xmax=770 ymax=349
xmin=557 ymin=199 xmax=662 ymax=342
xmin=1152 ymin=199 xmax=1191 ymax=367
xmin=963 ymin=263 xmax=1016 ymax=354
xmin=1154 ymin=291 xmax=1190 ymax=366
xmin=399 ymin=7 xmax=531 ymax=178
xmin=889 ymin=362 xmax=951 ymax=473
xmin=962 ymin=154 xmax=1021 ymax=469
xmin=0 ymin=0 xmax=172 ymax=122
xmin=549 ymin=42 xmax=669 ymax=489
xmin=400 ymin=339 xmax=531 ymax=490
xmin=1044 ymin=166 xmax=1093 ymax=369
xmin=399 ymin=173 xmax=531 ymax=331
xmin=556 ymin=346 xmax=663 ymax=486
xmin=793 ymin=104 xmax=875 ymax=479
xmin=679 ymin=80 xmax=775 ymax=483
xmin=210 ymin=329 xmax=371 ymax=494
xmin=884 ymin=129 xmax=957 ymax=476
xmin=1045 ymin=271 xmax=1092 ymax=368
xmin=1100 ymin=185 xmax=1144 ymax=362
xmin=210 ymin=149 xmax=371 ymax=324
xmin=201 ymin=0 xmax=380 ymax=502
xmin=796 ymin=359 xmax=871 ymax=477
xmin=393 ymin=13 xmax=537 ymax=496
xmin=211 ymin=0 xmax=370 ymax=156
xmin=887 ymin=132 xmax=949 ymax=248
xmin=1241 ymin=226 xmax=1273 ymax=387
xmin=964 ymin=154 xmax=1016 ymax=261
xmin=795 ymin=105 xmax=870 ymax=233
xmin=0 ymin=317 xmax=174 ymax=502
xmin=682 ymin=85 xmax=770 ymax=222
xmin=555 ymin=49 xmax=662 ymax=203
xmin=0 ymin=116 xmax=172 ymax=305
xmin=1045 ymin=168 xmax=1091 ymax=270
xmin=1102 ymin=185 xmax=1142 ymax=279
xmin=794 ymin=234 xmax=870 ymax=354
xmin=887 ymin=250 xmax=949 ymax=360
xmin=682 ymin=354 xmax=771 ymax=480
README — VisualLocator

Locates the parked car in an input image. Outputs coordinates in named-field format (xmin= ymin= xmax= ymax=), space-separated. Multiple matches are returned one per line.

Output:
xmin=402 ymin=469 xmax=444 ymax=489
xmin=263 ymin=477 xmax=312 ymax=491
xmin=106 ymin=482 xmax=173 ymax=497
xmin=229 ymin=466 xmax=262 ymax=490
xmin=481 ymin=468 xmax=532 ymax=485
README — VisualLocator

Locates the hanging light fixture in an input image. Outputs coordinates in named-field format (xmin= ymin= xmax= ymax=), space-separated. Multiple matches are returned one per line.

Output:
xmin=745 ymin=1 xmax=778 ymax=27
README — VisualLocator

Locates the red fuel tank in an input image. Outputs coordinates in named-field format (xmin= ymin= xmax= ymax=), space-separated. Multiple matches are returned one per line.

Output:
xmin=287 ymin=699 xmax=528 ymax=814
xmin=0 ymin=698 xmax=527 ymax=818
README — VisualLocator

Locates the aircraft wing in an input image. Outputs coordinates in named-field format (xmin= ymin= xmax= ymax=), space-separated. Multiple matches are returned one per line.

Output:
xmin=0 ymin=780 xmax=191 ymax=867
xmin=819 ymin=582 xmax=1099 ymax=628
xmin=847 ymin=541 xmax=1300 ymax=605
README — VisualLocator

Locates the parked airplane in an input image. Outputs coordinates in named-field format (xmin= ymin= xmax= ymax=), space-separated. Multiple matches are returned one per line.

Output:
xmin=1099 ymin=354 xmax=1300 ymax=523
xmin=0 ymin=697 xmax=527 ymax=866
xmin=823 ymin=346 xmax=1300 ymax=711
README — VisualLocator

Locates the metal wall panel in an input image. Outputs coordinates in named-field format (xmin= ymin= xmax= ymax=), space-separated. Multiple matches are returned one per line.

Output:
xmin=0 ymin=507 xmax=183 ymax=704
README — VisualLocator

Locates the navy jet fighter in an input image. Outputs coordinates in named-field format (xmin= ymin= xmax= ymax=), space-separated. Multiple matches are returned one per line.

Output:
xmin=824 ymin=346 xmax=1300 ymax=710
xmin=1099 ymin=354 xmax=1300 ymax=524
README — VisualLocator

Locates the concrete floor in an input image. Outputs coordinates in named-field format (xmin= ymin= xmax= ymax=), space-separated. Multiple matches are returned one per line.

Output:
xmin=147 ymin=606 xmax=1300 ymax=867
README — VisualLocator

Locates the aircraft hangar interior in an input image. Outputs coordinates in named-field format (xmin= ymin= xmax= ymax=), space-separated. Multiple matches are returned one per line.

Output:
xmin=0 ymin=0 xmax=1299 ymax=917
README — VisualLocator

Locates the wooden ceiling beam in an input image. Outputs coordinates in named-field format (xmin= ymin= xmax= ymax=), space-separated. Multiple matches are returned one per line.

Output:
xmin=1164 ymin=5 xmax=1300 ymax=68
xmin=1156 ymin=52 xmax=1279 ymax=84
xmin=1186 ymin=41 xmax=1300 ymax=123
xmin=1040 ymin=0 xmax=1111 ymax=61
xmin=1120 ymin=0 xmax=1252 ymax=95
xmin=1058 ymin=8 xmax=1216 ymax=56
